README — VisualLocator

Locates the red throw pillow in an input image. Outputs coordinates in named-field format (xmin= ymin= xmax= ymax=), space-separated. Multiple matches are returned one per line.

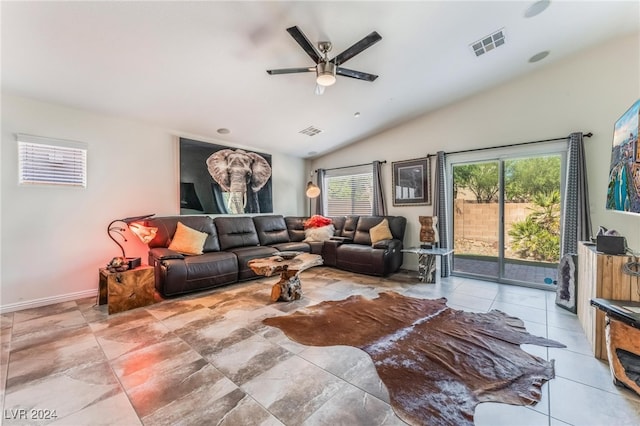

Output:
xmin=304 ymin=215 xmax=333 ymax=229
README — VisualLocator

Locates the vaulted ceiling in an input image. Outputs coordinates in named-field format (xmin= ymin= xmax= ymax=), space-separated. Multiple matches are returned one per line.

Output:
xmin=2 ymin=1 xmax=638 ymax=158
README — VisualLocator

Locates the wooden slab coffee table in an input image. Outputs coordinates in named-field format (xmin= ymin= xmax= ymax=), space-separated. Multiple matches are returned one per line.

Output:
xmin=248 ymin=252 xmax=323 ymax=302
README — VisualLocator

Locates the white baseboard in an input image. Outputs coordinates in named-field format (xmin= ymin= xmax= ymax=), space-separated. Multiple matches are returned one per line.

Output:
xmin=0 ymin=289 xmax=98 ymax=314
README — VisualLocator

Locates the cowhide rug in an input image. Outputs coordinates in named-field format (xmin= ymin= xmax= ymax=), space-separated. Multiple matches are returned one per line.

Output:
xmin=263 ymin=291 xmax=565 ymax=426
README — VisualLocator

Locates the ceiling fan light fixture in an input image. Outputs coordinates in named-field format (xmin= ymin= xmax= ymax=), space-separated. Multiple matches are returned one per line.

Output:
xmin=316 ymin=62 xmax=337 ymax=86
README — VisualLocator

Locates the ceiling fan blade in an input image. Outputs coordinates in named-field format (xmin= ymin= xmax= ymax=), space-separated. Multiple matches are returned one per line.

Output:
xmin=336 ymin=67 xmax=379 ymax=82
xmin=266 ymin=67 xmax=315 ymax=75
xmin=286 ymin=26 xmax=322 ymax=64
xmin=331 ymin=31 xmax=382 ymax=66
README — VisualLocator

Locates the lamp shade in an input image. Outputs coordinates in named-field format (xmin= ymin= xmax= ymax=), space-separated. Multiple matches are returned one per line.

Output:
xmin=128 ymin=223 xmax=158 ymax=244
xmin=316 ymin=62 xmax=336 ymax=86
xmin=306 ymin=182 xmax=321 ymax=198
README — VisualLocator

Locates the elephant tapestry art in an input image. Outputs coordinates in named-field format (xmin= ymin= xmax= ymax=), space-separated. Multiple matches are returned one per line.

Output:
xmin=179 ymin=138 xmax=273 ymax=215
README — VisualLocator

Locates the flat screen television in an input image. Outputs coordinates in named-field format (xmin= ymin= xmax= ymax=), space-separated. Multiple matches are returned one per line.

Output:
xmin=606 ymin=99 xmax=640 ymax=214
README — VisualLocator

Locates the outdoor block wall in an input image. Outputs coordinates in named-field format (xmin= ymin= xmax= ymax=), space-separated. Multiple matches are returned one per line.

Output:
xmin=454 ymin=199 xmax=534 ymax=242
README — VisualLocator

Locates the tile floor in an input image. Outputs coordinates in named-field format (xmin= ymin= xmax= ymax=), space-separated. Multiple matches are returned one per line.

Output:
xmin=2 ymin=267 xmax=640 ymax=425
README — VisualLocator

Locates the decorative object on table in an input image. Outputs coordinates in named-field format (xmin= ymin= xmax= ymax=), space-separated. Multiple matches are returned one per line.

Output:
xmin=107 ymin=213 xmax=156 ymax=269
xmin=180 ymin=137 xmax=272 ymax=215
xmin=392 ymin=157 xmax=430 ymax=206
xmin=263 ymin=292 xmax=565 ymax=426
xmin=418 ymin=215 xmax=439 ymax=249
xmin=596 ymin=233 xmax=627 ymax=255
xmin=555 ymin=253 xmax=577 ymax=313
xmin=606 ymin=98 xmax=640 ymax=214
xmin=106 ymin=256 xmax=129 ymax=273
xmin=248 ymin=253 xmax=323 ymax=302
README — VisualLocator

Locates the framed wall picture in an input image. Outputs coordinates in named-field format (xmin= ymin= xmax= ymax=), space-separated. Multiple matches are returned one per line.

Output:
xmin=392 ymin=157 xmax=431 ymax=206
xmin=179 ymin=138 xmax=273 ymax=215
xmin=606 ymin=98 xmax=640 ymax=214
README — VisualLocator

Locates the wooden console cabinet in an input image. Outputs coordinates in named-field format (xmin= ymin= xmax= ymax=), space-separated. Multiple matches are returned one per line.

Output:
xmin=98 ymin=266 xmax=156 ymax=314
xmin=577 ymin=242 xmax=640 ymax=361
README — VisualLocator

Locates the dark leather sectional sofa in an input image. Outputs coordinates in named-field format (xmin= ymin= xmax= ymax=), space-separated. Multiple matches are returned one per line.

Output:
xmin=144 ymin=214 xmax=406 ymax=297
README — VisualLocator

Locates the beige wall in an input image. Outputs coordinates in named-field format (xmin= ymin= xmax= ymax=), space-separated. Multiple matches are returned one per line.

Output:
xmin=0 ymin=95 xmax=306 ymax=311
xmin=311 ymin=32 xmax=640 ymax=270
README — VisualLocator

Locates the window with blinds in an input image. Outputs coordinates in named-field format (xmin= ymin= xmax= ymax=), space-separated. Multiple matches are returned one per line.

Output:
xmin=323 ymin=164 xmax=373 ymax=215
xmin=17 ymin=134 xmax=87 ymax=187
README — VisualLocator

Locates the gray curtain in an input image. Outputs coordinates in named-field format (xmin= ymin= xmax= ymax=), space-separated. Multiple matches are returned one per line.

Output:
xmin=433 ymin=151 xmax=451 ymax=276
xmin=372 ymin=160 xmax=387 ymax=216
xmin=315 ymin=168 xmax=326 ymax=215
xmin=561 ymin=132 xmax=592 ymax=256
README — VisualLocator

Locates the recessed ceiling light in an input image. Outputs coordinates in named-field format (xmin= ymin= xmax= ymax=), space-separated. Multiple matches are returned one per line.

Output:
xmin=524 ymin=0 xmax=551 ymax=18
xmin=217 ymin=128 xmax=230 ymax=134
xmin=529 ymin=51 xmax=550 ymax=63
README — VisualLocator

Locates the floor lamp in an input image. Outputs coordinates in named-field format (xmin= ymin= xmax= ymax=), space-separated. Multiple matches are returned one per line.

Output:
xmin=306 ymin=181 xmax=321 ymax=216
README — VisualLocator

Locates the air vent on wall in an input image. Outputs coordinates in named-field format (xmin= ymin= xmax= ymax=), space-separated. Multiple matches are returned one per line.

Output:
xmin=470 ymin=28 xmax=505 ymax=57
xmin=299 ymin=126 xmax=323 ymax=137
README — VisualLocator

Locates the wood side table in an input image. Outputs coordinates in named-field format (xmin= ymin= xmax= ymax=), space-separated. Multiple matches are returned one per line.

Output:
xmin=98 ymin=266 xmax=156 ymax=314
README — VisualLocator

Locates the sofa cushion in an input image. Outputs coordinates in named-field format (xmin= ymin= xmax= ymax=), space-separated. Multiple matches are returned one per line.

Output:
xmin=330 ymin=216 xmax=347 ymax=236
xmin=215 ymin=217 xmax=260 ymax=250
xmin=354 ymin=216 xmax=406 ymax=245
xmin=304 ymin=224 xmax=335 ymax=242
xmin=253 ymin=215 xmax=290 ymax=246
xmin=369 ymin=219 xmax=393 ymax=245
xmin=146 ymin=216 xmax=221 ymax=252
xmin=285 ymin=217 xmax=307 ymax=242
xmin=168 ymin=222 xmax=208 ymax=255
xmin=341 ymin=216 xmax=360 ymax=240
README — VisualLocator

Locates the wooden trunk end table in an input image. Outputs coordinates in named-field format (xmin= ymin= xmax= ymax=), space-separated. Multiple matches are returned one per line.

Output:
xmin=248 ymin=253 xmax=323 ymax=302
xmin=98 ymin=266 xmax=156 ymax=314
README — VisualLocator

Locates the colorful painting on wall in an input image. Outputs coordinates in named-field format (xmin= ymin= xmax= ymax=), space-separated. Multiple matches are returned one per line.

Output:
xmin=179 ymin=138 xmax=273 ymax=215
xmin=606 ymin=99 xmax=640 ymax=214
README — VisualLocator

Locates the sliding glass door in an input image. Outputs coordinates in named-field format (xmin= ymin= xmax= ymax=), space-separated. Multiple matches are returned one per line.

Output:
xmin=451 ymin=150 xmax=565 ymax=289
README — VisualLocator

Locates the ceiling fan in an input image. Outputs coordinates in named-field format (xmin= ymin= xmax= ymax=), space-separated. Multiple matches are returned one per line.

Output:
xmin=266 ymin=26 xmax=382 ymax=94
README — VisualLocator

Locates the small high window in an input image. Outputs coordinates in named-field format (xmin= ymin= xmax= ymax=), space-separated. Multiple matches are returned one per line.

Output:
xmin=17 ymin=134 xmax=87 ymax=187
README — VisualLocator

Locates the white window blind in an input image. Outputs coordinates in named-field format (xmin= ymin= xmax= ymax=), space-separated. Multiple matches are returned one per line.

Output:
xmin=17 ymin=134 xmax=87 ymax=187
xmin=324 ymin=164 xmax=373 ymax=216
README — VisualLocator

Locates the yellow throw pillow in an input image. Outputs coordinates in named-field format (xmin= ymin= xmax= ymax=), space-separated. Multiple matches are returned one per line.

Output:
xmin=370 ymin=218 xmax=393 ymax=245
xmin=168 ymin=222 xmax=208 ymax=255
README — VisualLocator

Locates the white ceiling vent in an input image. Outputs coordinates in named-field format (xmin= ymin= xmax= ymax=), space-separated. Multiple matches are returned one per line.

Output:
xmin=299 ymin=126 xmax=323 ymax=137
xmin=470 ymin=29 xmax=505 ymax=57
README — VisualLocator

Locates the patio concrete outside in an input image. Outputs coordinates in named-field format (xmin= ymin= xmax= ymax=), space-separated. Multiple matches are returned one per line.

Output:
xmin=453 ymin=256 xmax=558 ymax=287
